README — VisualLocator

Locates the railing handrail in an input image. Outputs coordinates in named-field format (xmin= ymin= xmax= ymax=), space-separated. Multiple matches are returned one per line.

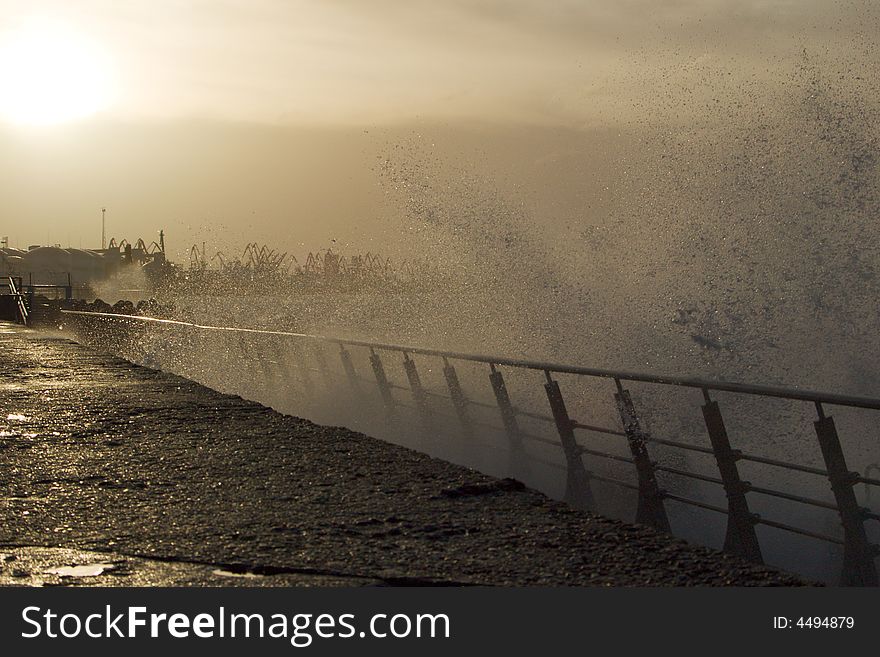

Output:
xmin=59 ymin=309 xmax=880 ymax=412
xmin=57 ymin=307 xmax=880 ymax=584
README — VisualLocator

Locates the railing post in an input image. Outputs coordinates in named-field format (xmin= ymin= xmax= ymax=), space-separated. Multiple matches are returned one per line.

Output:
xmin=257 ymin=335 xmax=275 ymax=386
xmin=313 ymin=344 xmax=334 ymax=391
xmin=544 ymin=372 xmax=595 ymax=511
xmin=614 ymin=380 xmax=671 ymax=532
xmin=443 ymin=357 xmax=472 ymax=438
xmin=402 ymin=353 xmax=432 ymax=429
xmin=220 ymin=331 xmax=236 ymax=384
xmin=237 ymin=333 xmax=264 ymax=393
xmin=488 ymin=364 xmax=528 ymax=477
xmin=266 ymin=335 xmax=291 ymax=404
xmin=7 ymin=276 xmax=29 ymax=326
xmin=701 ymin=390 xmax=763 ymax=563
xmin=234 ymin=333 xmax=250 ymax=381
xmin=338 ymin=345 xmax=361 ymax=394
xmin=289 ymin=343 xmax=315 ymax=401
xmin=175 ymin=322 xmax=194 ymax=377
xmin=813 ymin=402 xmax=878 ymax=586
xmin=369 ymin=348 xmax=396 ymax=417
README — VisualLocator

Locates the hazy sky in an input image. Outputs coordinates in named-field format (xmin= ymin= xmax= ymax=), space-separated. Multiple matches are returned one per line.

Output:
xmin=0 ymin=0 xmax=868 ymax=125
xmin=0 ymin=1 xmax=877 ymax=252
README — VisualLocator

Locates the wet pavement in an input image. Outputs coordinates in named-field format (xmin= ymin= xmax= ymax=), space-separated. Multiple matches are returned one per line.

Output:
xmin=1 ymin=546 xmax=367 ymax=586
xmin=0 ymin=323 xmax=803 ymax=586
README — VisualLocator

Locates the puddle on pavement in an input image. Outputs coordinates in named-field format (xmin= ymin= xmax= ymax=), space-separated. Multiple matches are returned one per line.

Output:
xmin=46 ymin=563 xmax=116 ymax=577
xmin=0 ymin=430 xmax=38 ymax=438
xmin=212 ymin=569 xmax=264 ymax=579
xmin=0 ymin=547 xmax=371 ymax=587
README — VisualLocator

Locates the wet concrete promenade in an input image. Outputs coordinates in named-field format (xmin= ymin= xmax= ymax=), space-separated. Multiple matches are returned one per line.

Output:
xmin=0 ymin=323 xmax=802 ymax=586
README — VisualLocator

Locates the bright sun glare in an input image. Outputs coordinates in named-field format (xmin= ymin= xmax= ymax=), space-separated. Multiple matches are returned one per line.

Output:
xmin=0 ymin=20 xmax=113 ymax=125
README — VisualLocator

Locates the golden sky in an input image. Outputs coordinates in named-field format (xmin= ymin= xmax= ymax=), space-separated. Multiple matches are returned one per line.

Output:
xmin=0 ymin=1 xmax=877 ymax=252
xmin=0 ymin=0 xmax=864 ymax=125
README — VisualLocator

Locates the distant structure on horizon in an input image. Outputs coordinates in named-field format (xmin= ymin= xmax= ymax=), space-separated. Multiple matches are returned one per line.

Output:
xmin=0 ymin=232 xmax=168 ymax=287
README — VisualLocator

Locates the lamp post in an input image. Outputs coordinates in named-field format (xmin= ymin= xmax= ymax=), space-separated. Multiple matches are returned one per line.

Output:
xmin=101 ymin=207 xmax=106 ymax=250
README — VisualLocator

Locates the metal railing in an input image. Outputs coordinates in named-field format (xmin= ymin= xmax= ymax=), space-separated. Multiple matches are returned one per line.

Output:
xmin=59 ymin=309 xmax=880 ymax=585
xmin=22 ymin=283 xmax=74 ymax=300
xmin=5 ymin=277 xmax=29 ymax=325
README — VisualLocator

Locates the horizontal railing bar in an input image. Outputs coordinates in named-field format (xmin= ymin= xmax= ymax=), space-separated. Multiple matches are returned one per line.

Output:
xmin=659 ymin=498 xmax=843 ymax=548
xmin=662 ymin=493 xmax=729 ymax=515
xmin=426 ymin=405 xmax=536 ymax=456
xmin=754 ymin=518 xmax=846 ymax=545
xmin=390 ymin=385 xmax=496 ymax=413
xmin=457 ymin=417 xmax=544 ymax=451
xmin=518 ymin=430 xmax=559 ymax=447
xmin=423 ymin=388 xmax=452 ymax=400
xmin=655 ymin=465 xmax=724 ymax=486
xmin=59 ymin=310 xmax=880 ymax=411
xmin=663 ymin=493 xmax=847 ymax=546
xmin=464 ymin=398 xmax=499 ymax=411
xmin=395 ymin=402 xmax=503 ymax=453
xmin=413 ymin=407 xmax=555 ymax=447
xmin=856 ymin=475 xmax=880 ymax=487
xmin=746 ymin=484 xmax=840 ymax=512
xmin=736 ymin=451 xmax=829 ymax=477
xmin=422 ymin=388 xmax=507 ymax=414
xmin=644 ymin=436 xmax=716 ymax=456
xmin=587 ymin=473 xmax=640 ymax=492
xmin=571 ymin=422 xmax=626 ymax=437
xmin=394 ymin=384 xmax=501 ymax=414
xmin=515 ymin=408 xmax=556 ymax=423
xmin=578 ymin=447 xmax=635 ymax=465
xmin=457 ymin=422 xmax=561 ymax=458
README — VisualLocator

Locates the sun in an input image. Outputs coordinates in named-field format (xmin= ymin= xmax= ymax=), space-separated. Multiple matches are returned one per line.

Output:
xmin=0 ymin=20 xmax=114 ymax=125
